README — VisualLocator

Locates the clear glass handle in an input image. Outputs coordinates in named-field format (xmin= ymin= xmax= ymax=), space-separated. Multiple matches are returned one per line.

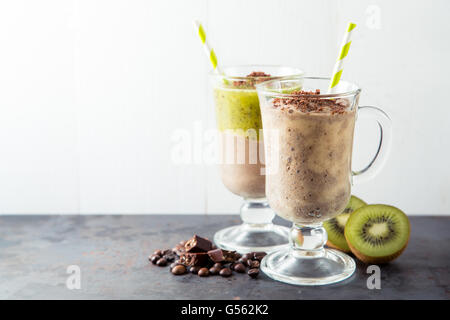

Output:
xmin=352 ymin=106 xmax=392 ymax=185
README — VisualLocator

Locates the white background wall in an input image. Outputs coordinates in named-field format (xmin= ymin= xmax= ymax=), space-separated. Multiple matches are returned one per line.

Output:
xmin=0 ymin=0 xmax=448 ymax=215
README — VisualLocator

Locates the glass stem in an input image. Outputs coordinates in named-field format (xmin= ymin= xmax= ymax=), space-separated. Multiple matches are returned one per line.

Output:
xmin=290 ymin=223 xmax=328 ymax=255
xmin=240 ymin=198 xmax=274 ymax=226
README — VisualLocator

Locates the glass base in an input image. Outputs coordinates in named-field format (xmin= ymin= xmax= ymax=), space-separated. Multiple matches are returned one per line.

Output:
xmin=213 ymin=223 xmax=290 ymax=254
xmin=261 ymin=247 xmax=356 ymax=286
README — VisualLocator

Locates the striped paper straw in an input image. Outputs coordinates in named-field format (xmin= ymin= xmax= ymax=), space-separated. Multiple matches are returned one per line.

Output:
xmin=328 ymin=22 xmax=356 ymax=92
xmin=193 ymin=20 xmax=223 ymax=74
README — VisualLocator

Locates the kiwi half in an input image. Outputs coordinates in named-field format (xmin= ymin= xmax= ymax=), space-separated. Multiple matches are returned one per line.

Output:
xmin=324 ymin=195 xmax=367 ymax=252
xmin=345 ymin=204 xmax=410 ymax=264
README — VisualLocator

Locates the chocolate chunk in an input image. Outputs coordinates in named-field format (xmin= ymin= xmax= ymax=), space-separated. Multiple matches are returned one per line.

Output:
xmin=179 ymin=252 xmax=209 ymax=267
xmin=223 ymin=250 xmax=239 ymax=262
xmin=185 ymin=235 xmax=213 ymax=253
xmin=207 ymin=248 xmax=225 ymax=262
xmin=208 ymin=249 xmax=239 ymax=263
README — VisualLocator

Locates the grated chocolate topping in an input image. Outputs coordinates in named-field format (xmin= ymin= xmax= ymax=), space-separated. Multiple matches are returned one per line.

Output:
xmin=273 ymin=89 xmax=348 ymax=114
xmin=232 ymin=71 xmax=271 ymax=89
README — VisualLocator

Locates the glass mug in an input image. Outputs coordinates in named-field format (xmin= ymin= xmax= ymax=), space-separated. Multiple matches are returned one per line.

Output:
xmin=210 ymin=65 xmax=304 ymax=253
xmin=256 ymin=77 xmax=392 ymax=285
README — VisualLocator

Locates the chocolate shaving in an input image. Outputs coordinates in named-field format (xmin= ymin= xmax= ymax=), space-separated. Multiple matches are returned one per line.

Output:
xmin=232 ymin=71 xmax=272 ymax=89
xmin=273 ymin=89 xmax=348 ymax=114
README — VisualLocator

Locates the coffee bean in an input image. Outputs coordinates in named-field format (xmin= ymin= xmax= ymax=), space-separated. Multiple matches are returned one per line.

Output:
xmin=234 ymin=263 xmax=246 ymax=273
xmin=149 ymin=254 xmax=160 ymax=264
xmin=156 ymin=258 xmax=167 ymax=267
xmin=198 ymin=268 xmax=209 ymax=277
xmin=162 ymin=249 xmax=172 ymax=256
xmin=253 ymin=252 xmax=267 ymax=261
xmin=189 ymin=266 xmax=201 ymax=274
xmin=238 ymin=257 xmax=248 ymax=264
xmin=171 ymin=265 xmax=186 ymax=275
xmin=170 ymin=262 xmax=181 ymax=269
xmin=249 ymin=260 xmax=260 ymax=269
xmin=163 ymin=254 xmax=176 ymax=262
xmin=243 ymin=253 xmax=253 ymax=260
xmin=209 ymin=267 xmax=220 ymax=275
xmin=153 ymin=250 xmax=163 ymax=256
xmin=213 ymin=263 xmax=222 ymax=269
xmin=219 ymin=268 xmax=232 ymax=277
xmin=248 ymin=268 xmax=259 ymax=278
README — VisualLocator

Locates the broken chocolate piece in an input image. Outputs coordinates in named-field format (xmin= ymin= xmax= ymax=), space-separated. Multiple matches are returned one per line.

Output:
xmin=207 ymin=249 xmax=239 ymax=263
xmin=184 ymin=235 xmax=213 ymax=253
xmin=223 ymin=250 xmax=239 ymax=262
xmin=179 ymin=252 xmax=209 ymax=267
xmin=208 ymin=248 xmax=225 ymax=262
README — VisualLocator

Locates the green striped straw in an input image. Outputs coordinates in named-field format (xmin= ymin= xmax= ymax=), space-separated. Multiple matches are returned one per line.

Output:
xmin=193 ymin=20 xmax=223 ymax=74
xmin=328 ymin=22 xmax=356 ymax=93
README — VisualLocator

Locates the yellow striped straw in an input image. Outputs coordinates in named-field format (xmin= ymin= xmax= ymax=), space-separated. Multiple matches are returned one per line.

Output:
xmin=193 ymin=20 xmax=223 ymax=74
xmin=328 ymin=22 xmax=356 ymax=92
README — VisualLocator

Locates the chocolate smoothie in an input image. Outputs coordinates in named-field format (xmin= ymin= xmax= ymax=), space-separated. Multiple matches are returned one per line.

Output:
xmin=213 ymin=72 xmax=271 ymax=199
xmin=260 ymin=90 xmax=356 ymax=224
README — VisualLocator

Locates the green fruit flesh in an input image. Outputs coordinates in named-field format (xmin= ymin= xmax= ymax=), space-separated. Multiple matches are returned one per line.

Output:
xmin=324 ymin=195 xmax=366 ymax=251
xmin=345 ymin=205 xmax=410 ymax=258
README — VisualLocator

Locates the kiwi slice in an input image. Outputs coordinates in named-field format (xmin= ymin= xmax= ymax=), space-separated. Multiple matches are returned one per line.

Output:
xmin=324 ymin=195 xmax=367 ymax=252
xmin=345 ymin=204 xmax=410 ymax=264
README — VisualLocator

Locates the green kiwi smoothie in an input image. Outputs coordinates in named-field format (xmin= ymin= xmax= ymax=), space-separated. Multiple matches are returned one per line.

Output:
xmin=212 ymin=72 xmax=270 ymax=198
xmin=213 ymin=87 xmax=262 ymax=138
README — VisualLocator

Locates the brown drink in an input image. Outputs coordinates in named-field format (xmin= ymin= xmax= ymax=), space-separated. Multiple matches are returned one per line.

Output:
xmin=210 ymin=65 xmax=304 ymax=253
xmin=219 ymin=132 xmax=265 ymax=198
xmin=261 ymin=90 xmax=356 ymax=224
xmin=257 ymin=77 xmax=392 ymax=286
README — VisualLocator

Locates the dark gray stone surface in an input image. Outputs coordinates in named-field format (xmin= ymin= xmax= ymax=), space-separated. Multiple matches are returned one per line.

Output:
xmin=0 ymin=215 xmax=448 ymax=300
